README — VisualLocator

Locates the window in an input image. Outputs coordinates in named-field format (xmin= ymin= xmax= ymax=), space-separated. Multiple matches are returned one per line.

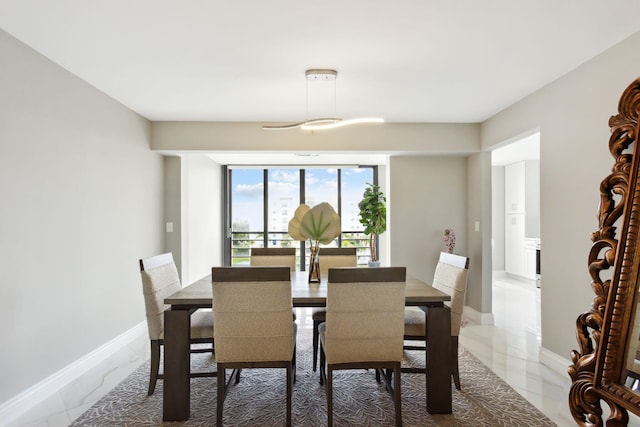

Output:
xmin=224 ymin=166 xmax=376 ymax=269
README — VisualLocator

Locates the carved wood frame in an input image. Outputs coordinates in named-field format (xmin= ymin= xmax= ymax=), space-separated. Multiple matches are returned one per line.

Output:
xmin=569 ymin=77 xmax=640 ymax=426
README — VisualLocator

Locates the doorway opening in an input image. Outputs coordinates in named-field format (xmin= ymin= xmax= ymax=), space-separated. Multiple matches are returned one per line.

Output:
xmin=491 ymin=131 xmax=541 ymax=341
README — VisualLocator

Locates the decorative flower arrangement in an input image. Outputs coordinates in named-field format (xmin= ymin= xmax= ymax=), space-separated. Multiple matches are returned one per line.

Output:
xmin=288 ymin=202 xmax=341 ymax=282
xmin=443 ymin=228 xmax=456 ymax=254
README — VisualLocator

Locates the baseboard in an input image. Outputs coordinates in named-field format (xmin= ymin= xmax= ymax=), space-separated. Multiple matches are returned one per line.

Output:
xmin=539 ymin=346 xmax=571 ymax=376
xmin=0 ymin=321 xmax=147 ymax=424
xmin=463 ymin=305 xmax=494 ymax=325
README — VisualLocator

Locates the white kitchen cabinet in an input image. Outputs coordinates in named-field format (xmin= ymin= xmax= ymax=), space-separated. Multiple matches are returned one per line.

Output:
xmin=505 ymin=161 xmax=526 ymax=214
xmin=504 ymin=160 xmax=540 ymax=278
xmin=505 ymin=214 xmax=525 ymax=277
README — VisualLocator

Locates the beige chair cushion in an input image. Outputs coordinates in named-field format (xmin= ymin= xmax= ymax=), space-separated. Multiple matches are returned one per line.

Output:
xmin=141 ymin=262 xmax=183 ymax=340
xmin=249 ymin=251 xmax=297 ymax=320
xmin=319 ymin=254 xmax=357 ymax=277
xmin=318 ymin=248 xmax=357 ymax=276
xmin=213 ymin=279 xmax=294 ymax=363
xmin=315 ymin=249 xmax=357 ymax=320
xmin=155 ymin=309 xmax=214 ymax=340
xmin=403 ymin=307 xmax=427 ymax=336
xmin=404 ymin=254 xmax=469 ymax=337
xmin=432 ymin=261 xmax=469 ymax=336
xmin=250 ymin=255 xmax=296 ymax=272
xmin=185 ymin=309 xmax=215 ymax=340
xmin=323 ymin=280 xmax=405 ymax=364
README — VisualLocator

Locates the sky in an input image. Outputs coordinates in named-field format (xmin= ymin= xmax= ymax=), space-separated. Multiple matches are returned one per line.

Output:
xmin=231 ymin=167 xmax=373 ymax=233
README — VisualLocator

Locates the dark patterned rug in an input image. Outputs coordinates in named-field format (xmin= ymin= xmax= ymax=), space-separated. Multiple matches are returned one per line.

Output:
xmin=71 ymin=329 xmax=555 ymax=426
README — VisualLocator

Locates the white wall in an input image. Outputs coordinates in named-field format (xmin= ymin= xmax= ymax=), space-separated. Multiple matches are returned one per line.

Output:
xmin=151 ymin=121 xmax=480 ymax=155
xmin=180 ymin=155 xmax=223 ymax=285
xmin=163 ymin=154 xmax=223 ymax=285
xmin=492 ymin=166 xmax=505 ymax=270
xmin=164 ymin=156 xmax=182 ymax=277
xmin=481 ymin=30 xmax=640 ymax=358
xmin=389 ymin=156 xmax=468 ymax=284
xmin=467 ymin=152 xmax=493 ymax=314
xmin=0 ymin=30 xmax=162 ymax=403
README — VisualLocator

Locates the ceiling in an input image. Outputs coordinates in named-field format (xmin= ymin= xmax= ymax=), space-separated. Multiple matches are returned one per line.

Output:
xmin=2 ymin=1 xmax=640 ymax=126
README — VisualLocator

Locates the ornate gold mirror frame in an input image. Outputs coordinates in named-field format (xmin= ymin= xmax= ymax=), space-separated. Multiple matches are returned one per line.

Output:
xmin=570 ymin=77 xmax=640 ymax=426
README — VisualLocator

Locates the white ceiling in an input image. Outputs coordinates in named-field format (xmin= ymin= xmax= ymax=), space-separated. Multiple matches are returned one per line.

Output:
xmin=2 ymin=1 xmax=640 ymax=126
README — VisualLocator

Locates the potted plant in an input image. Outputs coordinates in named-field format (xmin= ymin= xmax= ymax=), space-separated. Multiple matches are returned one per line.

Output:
xmin=358 ymin=183 xmax=386 ymax=267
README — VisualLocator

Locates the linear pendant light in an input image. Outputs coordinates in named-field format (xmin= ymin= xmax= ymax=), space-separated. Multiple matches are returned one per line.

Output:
xmin=262 ymin=69 xmax=384 ymax=131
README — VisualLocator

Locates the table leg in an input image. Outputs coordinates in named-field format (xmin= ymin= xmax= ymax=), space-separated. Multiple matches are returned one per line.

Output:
xmin=424 ymin=306 xmax=452 ymax=414
xmin=163 ymin=309 xmax=191 ymax=421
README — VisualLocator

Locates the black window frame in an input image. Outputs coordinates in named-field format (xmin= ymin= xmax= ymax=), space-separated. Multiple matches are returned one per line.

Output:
xmin=222 ymin=165 xmax=378 ymax=269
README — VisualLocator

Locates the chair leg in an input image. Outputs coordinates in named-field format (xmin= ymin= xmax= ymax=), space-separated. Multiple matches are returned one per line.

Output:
xmin=148 ymin=340 xmax=160 ymax=395
xmin=379 ymin=368 xmax=394 ymax=390
xmin=327 ymin=365 xmax=333 ymax=427
xmin=217 ymin=366 xmax=225 ymax=426
xmin=293 ymin=344 xmax=297 ymax=384
xmin=394 ymin=364 xmax=402 ymax=426
xmin=319 ymin=343 xmax=326 ymax=385
xmin=451 ymin=336 xmax=461 ymax=390
xmin=313 ymin=319 xmax=320 ymax=372
xmin=287 ymin=363 xmax=293 ymax=427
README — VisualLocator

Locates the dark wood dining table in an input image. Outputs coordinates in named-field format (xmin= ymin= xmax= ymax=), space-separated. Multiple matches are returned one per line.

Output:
xmin=162 ymin=270 xmax=452 ymax=421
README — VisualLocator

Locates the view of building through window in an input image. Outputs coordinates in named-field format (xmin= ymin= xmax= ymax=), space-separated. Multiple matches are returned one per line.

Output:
xmin=228 ymin=166 xmax=376 ymax=268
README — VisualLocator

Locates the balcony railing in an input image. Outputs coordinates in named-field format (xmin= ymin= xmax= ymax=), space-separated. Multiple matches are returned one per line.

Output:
xmin=230 ymin=231 xmax=372 ymax=268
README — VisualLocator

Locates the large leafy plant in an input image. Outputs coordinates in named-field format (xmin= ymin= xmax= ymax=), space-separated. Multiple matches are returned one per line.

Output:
xmin=358 ymin=183 xmax=386 ymax=263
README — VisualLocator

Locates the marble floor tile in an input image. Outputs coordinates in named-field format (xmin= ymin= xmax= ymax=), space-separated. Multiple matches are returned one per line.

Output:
xmin=459 ymin=272 xmax=640 ymax=427
xmin=459 ymin=273 xmax=574 ymax=426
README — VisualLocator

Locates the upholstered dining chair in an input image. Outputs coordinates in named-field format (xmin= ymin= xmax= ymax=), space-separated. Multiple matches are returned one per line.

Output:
xmin=403 ymin=252 xmax=469 ymax=390
xmin=212 ymin=266 xmax=297 ymax=427
xmin=250 ymin=247 xmax=296 ymax=271
xmin=319 ymin=267 xmax=406 ymax=427
xmin=138 ymin=252 xmax=215 ymax=395
xmin=250 ymin=247 xmax=297 ymax=321
xmin=311 ymin=247 xmax=357 ymax=372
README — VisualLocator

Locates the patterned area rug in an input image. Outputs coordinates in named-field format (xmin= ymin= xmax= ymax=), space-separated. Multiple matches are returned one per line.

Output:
xmin=72 ymin=330 xmax=555 ymax=426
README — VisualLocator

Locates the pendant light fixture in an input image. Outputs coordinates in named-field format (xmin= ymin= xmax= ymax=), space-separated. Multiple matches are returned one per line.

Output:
xmin=262 ymin=69 xmax=384 ymax=131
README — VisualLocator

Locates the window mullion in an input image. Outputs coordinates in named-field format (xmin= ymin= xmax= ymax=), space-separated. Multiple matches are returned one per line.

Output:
xmin=299 ymin=169 xmax=306 ymax=271
xmin=263 ymin=169 xmax=269 ymax=248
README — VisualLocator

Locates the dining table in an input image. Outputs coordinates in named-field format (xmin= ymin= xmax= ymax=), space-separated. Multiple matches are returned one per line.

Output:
xmin=162 ymin=270 xmax=452 ymax=421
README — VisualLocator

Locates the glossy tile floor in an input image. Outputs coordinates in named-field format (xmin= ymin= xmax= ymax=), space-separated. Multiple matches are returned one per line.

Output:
xmin=460 ymin=273 xmax=574 ymax=427
xmin=10 ymin=273 xmax=640 ymax=426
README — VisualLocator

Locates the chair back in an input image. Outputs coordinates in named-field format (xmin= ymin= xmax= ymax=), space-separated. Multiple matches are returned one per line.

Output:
xmin=433 ymin=252 xmax=469 ymax=336
xmin=319 ymin=247 xmax=357 ymax=276
xmin=212 ymin=266 xmax=294 ymax=363
xmin=325 ymin=267 xmax=406 ymax=364
xmin=250 ymin=247 xmax=296 ymax=272
xmin=139 ymin=253 xmax=181 ymax=340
